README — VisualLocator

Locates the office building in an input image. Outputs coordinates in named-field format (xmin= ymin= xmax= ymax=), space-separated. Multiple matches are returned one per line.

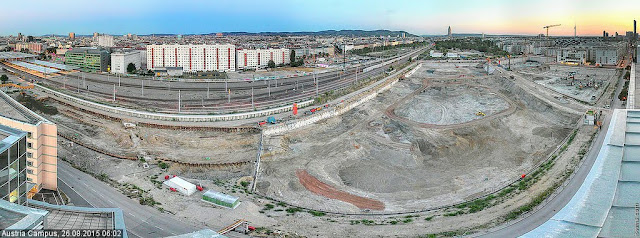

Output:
xmin=97 ymin=35 xmax=114 ymax=47
xmin=64 ymin=47 xmax=110 ymax=72
xmin=0 ymin=125 xmax=28 ymax=205
xmin=448 ymin=26 xmax=452 ymax=38
xmin=111 ymin=50 xmax=141 ymax=74
xmin=236 ymin=48 xmax=290 ymax=70
xmin=147 ymin=44 xmax=236 ymax=72
xmin=68 ymin=32 xmax=75 ymax=40
xmin=0 ymin=91 xmax=58 ymax=197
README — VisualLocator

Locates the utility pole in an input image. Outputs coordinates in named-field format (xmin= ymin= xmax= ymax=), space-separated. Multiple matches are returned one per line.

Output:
xmin=316 ymin=79 xmax=319 ymax=97
xmin=113 ymin=84 xmax=116 ymax=101
xmin=207 ymin=82 xmax=210 ymax=99
xmin=228 ymin=89 xmax=230 ymax=103
xmin=118 ymin=75 xmax=121 ymax=87
xmin=251 ymin=87 xmax=254 ymax=108
xmin=178 ymin=90 xmax=181 ymax=113
xmin=141 ymin=80 xmax=144 ymax=97
xmin=268 ymin=80 xmax=271 ymax=97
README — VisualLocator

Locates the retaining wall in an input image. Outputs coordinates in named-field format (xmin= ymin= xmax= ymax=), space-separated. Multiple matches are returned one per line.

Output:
xmin=36 ymin=84 xmax=313 ymax=122
xmin=264 ymin=62 xmax=419 ymax=136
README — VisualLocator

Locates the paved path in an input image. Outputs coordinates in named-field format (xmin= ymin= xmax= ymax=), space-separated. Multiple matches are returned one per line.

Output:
xmin=475 ymin=68 xmax=625 ymax=238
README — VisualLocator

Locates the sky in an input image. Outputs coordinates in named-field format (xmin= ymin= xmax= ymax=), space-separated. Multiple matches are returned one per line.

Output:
xmin=1 ymin=0 xmax=639 ymax=36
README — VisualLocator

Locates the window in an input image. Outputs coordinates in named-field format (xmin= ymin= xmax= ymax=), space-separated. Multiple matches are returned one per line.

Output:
xmin=27 ymin=132 xmax=32 ymax=138
xmin=27 ymin=177 xmax=32 ymax=182
xmin=27 ymin=152 xmax=32 ymax=159
xmin=27 ymin=169 xmax=33 ymax=175
xmin=27 ymin=143 xmax=32 ymax=149
xmin=27 ymin=161 xmax=33 ymax=167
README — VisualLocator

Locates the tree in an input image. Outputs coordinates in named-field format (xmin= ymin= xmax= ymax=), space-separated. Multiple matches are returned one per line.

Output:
xmin=0 ymin=74 xmax=8 ymax=84
xmin=127 ymin=63 xmax=137 ymax=73
xmin=267 ymin=60 xmax=276 ymax=68
xmin=290 ymin=50 xmax=296 ymax=66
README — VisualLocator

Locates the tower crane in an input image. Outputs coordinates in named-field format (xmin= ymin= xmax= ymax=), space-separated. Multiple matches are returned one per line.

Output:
xmin=543 ymin=24 xmax=561 ymax=37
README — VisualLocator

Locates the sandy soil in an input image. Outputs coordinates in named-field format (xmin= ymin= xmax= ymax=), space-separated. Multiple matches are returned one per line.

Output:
xmin=257 ymin=64 xmax=578 ymax=216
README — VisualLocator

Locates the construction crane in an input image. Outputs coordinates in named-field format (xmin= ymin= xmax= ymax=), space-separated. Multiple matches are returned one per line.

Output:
xmin=543 ymin=24 xmax=561 ymax=37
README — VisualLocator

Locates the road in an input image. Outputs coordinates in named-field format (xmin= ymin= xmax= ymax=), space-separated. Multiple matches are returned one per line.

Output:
xmin=475 ymin=68 xmax=626 ymax=238
xmin=57 ymin=160 xmax=199 ymax=237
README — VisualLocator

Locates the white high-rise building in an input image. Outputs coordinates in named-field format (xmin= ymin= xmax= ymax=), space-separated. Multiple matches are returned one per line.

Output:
xmin=111 ymin=50 xmax=141 ymax=74
xmin=146 ymin=44 xmax=236 ymax=72
xmin=97 ymin=35 xmax=114 ymax=47
xmin=236 ymin=48 xmax=290 ymax=70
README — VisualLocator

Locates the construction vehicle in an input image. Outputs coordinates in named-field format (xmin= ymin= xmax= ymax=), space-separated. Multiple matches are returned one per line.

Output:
xmin=258 ymin=121 xmax=267 ymax=126
xmin=267 ymin=116 xmax=277 ymax=124
xmin=476 ymin=111 xmax=486 ymax=116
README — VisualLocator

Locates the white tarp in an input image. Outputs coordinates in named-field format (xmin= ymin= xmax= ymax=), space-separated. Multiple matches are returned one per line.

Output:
xmin=163 ymin=176 xmax=197 ymax=196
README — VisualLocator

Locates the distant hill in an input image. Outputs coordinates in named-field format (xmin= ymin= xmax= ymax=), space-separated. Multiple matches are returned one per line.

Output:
xmin=215 ymin=30 xmax=418 ymax=37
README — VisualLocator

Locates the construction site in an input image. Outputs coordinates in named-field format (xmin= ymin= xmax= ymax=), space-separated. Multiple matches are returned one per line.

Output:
xmin=518 ymin=64 xmax=617 ymax=104
xmin=258 ymin=62 xmax=576 ymax=211
xmin=1 ymin=52 xmax=623 ymax=237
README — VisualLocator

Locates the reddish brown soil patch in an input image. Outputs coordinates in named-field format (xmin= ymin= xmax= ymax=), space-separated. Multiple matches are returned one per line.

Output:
xmin=296 ymin=169 xmax=385 ymax=210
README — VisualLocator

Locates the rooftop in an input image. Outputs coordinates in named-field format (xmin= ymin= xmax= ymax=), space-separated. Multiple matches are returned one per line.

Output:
xmin=0 ymin=124 xmax=27 ymax=153
xmin=27 ymin=200 xmax=126 ymax=232
xmin=0 ymin=199 xmax=48 ymax=230
xmin=0 ymin=52 xmax=37 ymax=61
xmin=0 ymin=206 xmax=27 ymax=229
xmin=67 ymin=47 xmax=108 ymax=55
xmin=0 ymin=90 xmax=48 ymax=124
xmin=524 ymin=109 xmax=640 ymax=237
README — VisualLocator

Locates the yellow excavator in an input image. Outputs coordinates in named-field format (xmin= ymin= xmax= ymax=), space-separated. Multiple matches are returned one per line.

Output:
xmin=476 ymin=111 xmax=486 ymax=116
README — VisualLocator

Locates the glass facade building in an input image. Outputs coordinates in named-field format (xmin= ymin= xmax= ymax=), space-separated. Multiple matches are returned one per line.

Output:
xmin=64 ymin=48 xmax=110 ymax=72
xmin=0 ymin=125 xmax=28 ymax=205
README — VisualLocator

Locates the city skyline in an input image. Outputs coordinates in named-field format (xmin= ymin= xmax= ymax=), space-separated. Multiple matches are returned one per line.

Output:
xmin=1 ymin=0 xmax=639 ymax=37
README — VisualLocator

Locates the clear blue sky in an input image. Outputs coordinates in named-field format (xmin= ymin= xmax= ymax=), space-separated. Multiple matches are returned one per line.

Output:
xmin=1 ymin=0 xmax=638 ymax=36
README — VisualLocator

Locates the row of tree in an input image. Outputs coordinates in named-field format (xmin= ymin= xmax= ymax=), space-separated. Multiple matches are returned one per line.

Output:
xmin=434 ymin=38 xmax=508 ymax=57
xmin=349 ymin=41 xmax=427 ymax=55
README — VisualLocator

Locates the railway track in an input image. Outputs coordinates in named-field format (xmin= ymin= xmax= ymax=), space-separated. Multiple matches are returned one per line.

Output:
xmin=40 ymin=59 xmax=402 ymax=112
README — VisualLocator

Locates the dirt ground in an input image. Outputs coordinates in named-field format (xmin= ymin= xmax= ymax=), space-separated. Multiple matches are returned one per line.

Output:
xmin=394 ymin=84 xmax=511 ymax=125
xmin=257 ymin=63 xmax=578 ymax=216
xmin=47 ymin=101 xmax=258 ymax=164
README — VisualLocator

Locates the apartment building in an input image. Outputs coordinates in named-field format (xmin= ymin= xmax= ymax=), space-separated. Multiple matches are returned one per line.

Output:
xmin=15 ymin=43 xmax=44 ymax=54
xmin=97 ymin=35 xmax=114 ymax=48
xmin=147 ymin=44 xmax=236 ymax=72
xmin=236 ymin=48 xmax=290 ymax=70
